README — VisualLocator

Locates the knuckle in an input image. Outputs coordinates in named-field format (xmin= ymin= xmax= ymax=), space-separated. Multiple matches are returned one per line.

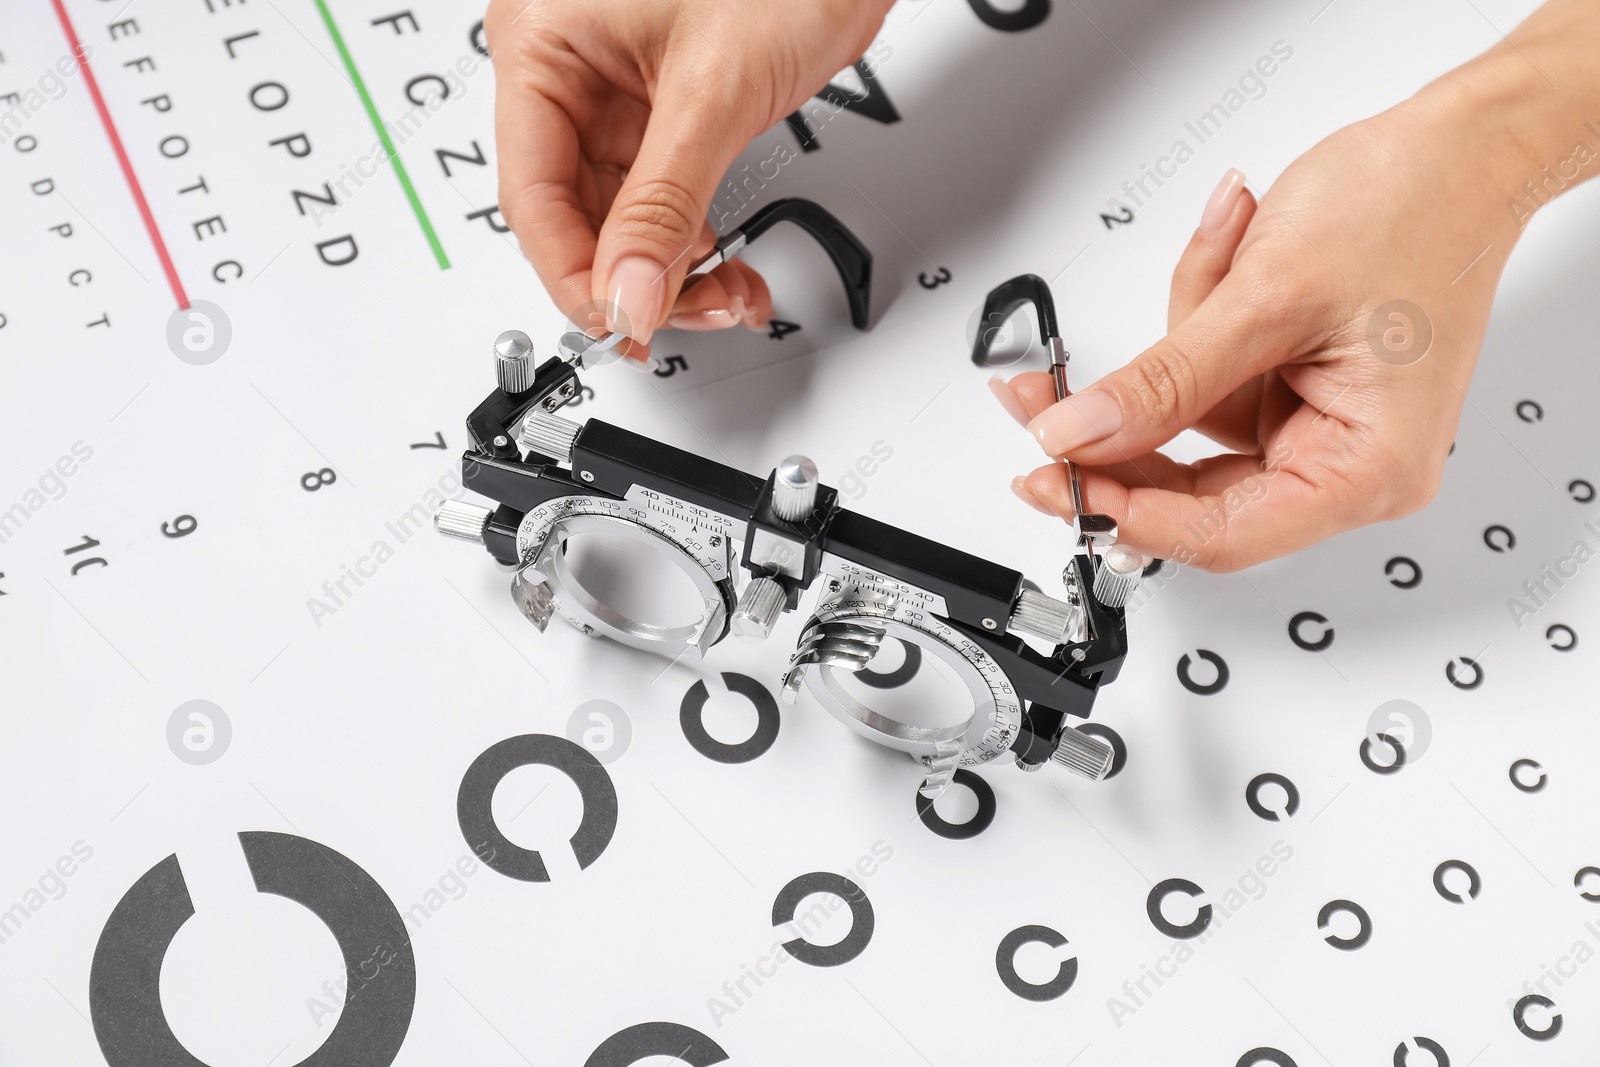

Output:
xmin=1123 ymin=342 xmax=1199 ymax=424
xmin=1162 ymin=493 xmax=1240 ymax=573
xmin=1384 ymin=458 xmax=1443 ymax=519
xmin=482 ymin=0 xmax=519 ymax=47
xmin=485 ymin=0 xmax=564 ymax=62
xmin=497 ymin=189 xmax=521 ymax=231
xmin=1353 ymin=434 xmax=1440 ymax=520
xmin=485 ymin=0 xmax=546 ymax=34
xmin=611 ymin=177 xmax=703 ymax=245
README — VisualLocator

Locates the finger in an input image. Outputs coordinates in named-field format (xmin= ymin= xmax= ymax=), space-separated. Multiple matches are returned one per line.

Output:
xmin=1019 ymin=432 xmax=1358 ymax=572
xmin=666 ymin=260 xmax=771 ymax=331
xmin=1024 ymin=266 xmax=1316 ymax=467
xmin=592 ymin=72 xmax=763 ymax=345
xmin=589 ymin=160 xmax=630 ymax=229
xmin=1011 ymin=453 xmax=1199 ymax=516
xmin=992 ymin=370 xmax=1074 ymax=431
xmin=1071 ymin=452 xmax=1202 ymax=496
xmin=996 ymin=172 xmax=1256 ymax=427
xmin=989 ymin=375 xmax=1033 ymax=427
xmin=665 ymin=265 xmax=740 ymax=330
xmin=730 ymin=259 xmax=772 ymax=328
xmin=1169 ymin=169 xmax=1256 ymax=330
xmin=495 ymin=83 xmax=600 ymax=318
xmin=999 ymin=339 xmax=1270 ymax=460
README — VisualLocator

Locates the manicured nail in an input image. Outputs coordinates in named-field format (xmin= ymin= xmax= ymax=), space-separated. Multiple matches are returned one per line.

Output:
xmin=607 ymin=255 xmax=666 ymax=344
xmin=668 ymin=296 xmax=768 ymax=332
xmin=666 ymin=309 xmax=738 ymax=331
xmin=988 ymin=376 xmax=1029 ymax=427
xmin=1011 ymin=476 xmax=1055 ymax=515
xmin=1198 ymin=168 xmax=1246 ymax=235
xmin=731 ymin=295 xmax=767 ymax=331
xmin=1027 ymin=390 xmax=1123 ymax=455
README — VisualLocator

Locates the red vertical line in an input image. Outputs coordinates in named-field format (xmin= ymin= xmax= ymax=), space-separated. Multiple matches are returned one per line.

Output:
xmin=49 ymin=0 xmax=190 ymax=309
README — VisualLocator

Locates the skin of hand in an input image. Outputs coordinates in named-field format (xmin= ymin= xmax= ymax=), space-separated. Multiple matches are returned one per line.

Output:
xmin=994 ymin=0 xmax=1600 ymax=572
xmin=485 ymin=0 xmax=895 ymax=359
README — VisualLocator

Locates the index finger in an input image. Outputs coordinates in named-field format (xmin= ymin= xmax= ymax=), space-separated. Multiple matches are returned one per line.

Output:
xmin=1020 ymin=421 xmax=1358 ymax=572
xmin=494 ymin=76 xmax=598 ymax=319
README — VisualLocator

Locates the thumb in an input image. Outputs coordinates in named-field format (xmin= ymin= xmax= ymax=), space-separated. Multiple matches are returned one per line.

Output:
xmin=1027 ymin=274 xmax=1297 ymax=465
xmin=592 ymin=76 xmax=756 ymax=345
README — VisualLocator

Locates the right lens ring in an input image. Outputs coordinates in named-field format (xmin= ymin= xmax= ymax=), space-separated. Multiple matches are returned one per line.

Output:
xmin=789 ymin=609 xmax=1022 ymax=768
xmin=853 ymin=640 xmax=923 ymax=689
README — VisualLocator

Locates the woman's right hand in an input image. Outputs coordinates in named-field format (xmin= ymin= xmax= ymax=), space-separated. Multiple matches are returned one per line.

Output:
xmin=486 ymin=0 xmax=894 ymax=358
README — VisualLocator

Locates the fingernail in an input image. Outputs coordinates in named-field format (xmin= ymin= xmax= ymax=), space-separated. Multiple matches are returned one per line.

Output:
xmin=1010 ymin=476 xmax=1055 ymax=515
xmin=1198 ymin=168 xmax=1246 ymax=235
xmin=730 ymin=295 xmax=767 ymax=331
xmin=988 ymin=376 xmax=1029 ymax=427
xmin=1027 ymin=390 xmax=1123 ymax=455
xmin=607 ymin=255 xmax=666 ymax=344
xmin=666 ymin=309 xmax=738 ymax=331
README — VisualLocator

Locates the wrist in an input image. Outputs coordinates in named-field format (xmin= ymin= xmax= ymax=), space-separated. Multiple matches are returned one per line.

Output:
xmin=1410 ymin=4 xmax=1600 ymax=233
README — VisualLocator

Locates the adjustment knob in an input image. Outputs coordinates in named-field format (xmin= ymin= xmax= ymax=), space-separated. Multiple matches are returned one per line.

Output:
xmin=435 ymin=500 xmax=493 ymax=543
xmin=521 ymin=410 xmax=581 ymax=461
xmin=730 ymin=577 xmax=786 ymax=640
xmin=771 ymin=455 xmax=819 ymax=522
xmin=1051 ymin=727 xmax=1115 ymax=780
xmin=494 ymin=330 xmax=535 ymax=393
xmin=1092 ymin=543 xmax=1145 ymax=608
xmin=1008 ymin=588 xmax=1080 ymax=646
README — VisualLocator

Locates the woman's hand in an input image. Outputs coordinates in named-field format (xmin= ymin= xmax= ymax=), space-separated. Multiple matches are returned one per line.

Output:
xmin=995 ymin=23 xmax=1600 ymax=571
xmin=486 ymin=0 xmax=893 ymax=358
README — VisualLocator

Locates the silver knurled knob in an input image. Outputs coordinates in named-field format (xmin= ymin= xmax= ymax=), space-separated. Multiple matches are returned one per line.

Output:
xmin=1009 ymin=589 xmax=1080 ymax=645
xmin=730 ymin=577 xmax=786 ymax=640
xmin=771 ymin=455 xmax=819 ymax=522
xmin=1091 ymin=543 xmax=1145 ymax=608
xmin=494 ymin=330 xmax=535 ymax=393
xmin=1052 ymin=727 xmax=1115 ymax=780
xmin=521 ymin=410 xmax=581 ymax=461
xmin=435 ymin=500 xmax=493 ymax=543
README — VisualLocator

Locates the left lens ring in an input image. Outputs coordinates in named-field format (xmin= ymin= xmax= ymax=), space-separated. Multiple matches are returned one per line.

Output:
xmin=518 ymin=505 xmax=734 ymax=656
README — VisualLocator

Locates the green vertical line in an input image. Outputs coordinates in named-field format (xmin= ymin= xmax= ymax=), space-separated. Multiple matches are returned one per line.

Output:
xmin=311 ymin=0 xmax=451 ymax=270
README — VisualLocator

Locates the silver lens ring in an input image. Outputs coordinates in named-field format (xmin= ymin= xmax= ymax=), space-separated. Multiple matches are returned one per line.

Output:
xmin=521 ymin=509 xmax=733 ymax=656
xmin=786 ymin=606 xmax=1023 ymax=770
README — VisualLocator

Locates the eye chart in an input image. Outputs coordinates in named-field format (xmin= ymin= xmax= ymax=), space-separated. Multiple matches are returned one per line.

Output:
xmin=3 ymin=0 xmax=1599 ymax=1064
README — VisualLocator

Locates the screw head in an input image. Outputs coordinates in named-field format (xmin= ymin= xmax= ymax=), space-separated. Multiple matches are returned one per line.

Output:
xmin=495 ymin=329 xmax=534 ymax=360
xmin=982 ymin=617 xmax=998 ymax=630
xmin=494 ymin=330 xmax=537 ymax=392
xmin=579 ymin=470 xmax=595 ymax=483
xmin=709 ymin=535 xmax=722 ymax=547
xmin=776 ymin=455 xmax=819 ymax=491
xmin=1103 ymin=542 xmax=1144 ymax=576
xmin=772 ymin=455 xmax=821 ymax=522
xmin=493 ymin=434 xmax=510 ymax=448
